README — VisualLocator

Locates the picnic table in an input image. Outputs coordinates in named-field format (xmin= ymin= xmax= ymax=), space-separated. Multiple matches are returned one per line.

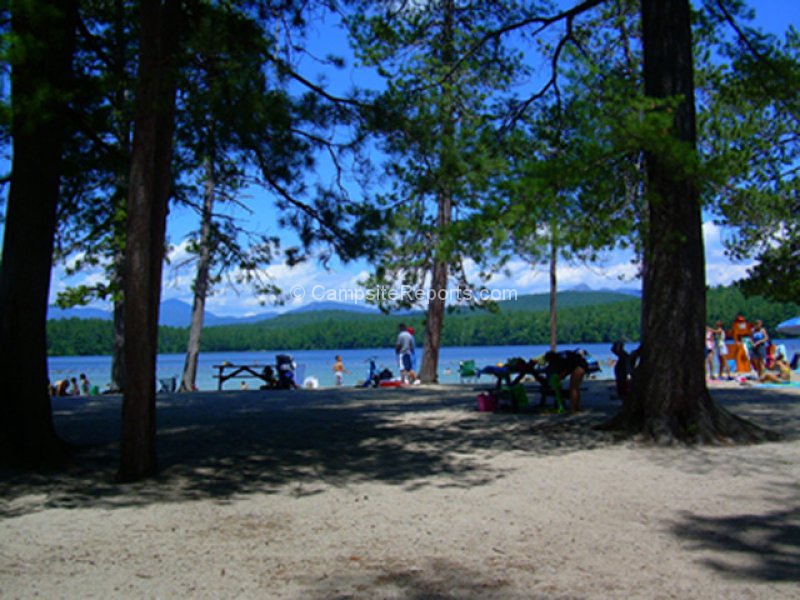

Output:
xmin=479 ymin=359 xmax=549 ymax=389
xmin=478 ymin=359 xmax=564 ymax=408
xmin=212 ymin=363 xmax=274 ymax=390
xmin=479 ymin=354 xmax=600 ymax=411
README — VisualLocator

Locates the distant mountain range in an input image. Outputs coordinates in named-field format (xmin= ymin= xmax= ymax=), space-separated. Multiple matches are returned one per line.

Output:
xmin=47 ymin=299 xmax=378 ymax=328
xmin=48 ymin=286 xmax=640 ymax=328
xmin=568 ymin=283 xmax=641 ymax=297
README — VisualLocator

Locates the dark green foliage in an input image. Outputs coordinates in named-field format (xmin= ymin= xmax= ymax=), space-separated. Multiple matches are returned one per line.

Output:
xmin=705 ymin=284 xmax=799 ymax=329
xmin=736 ymin=243 xmax=800 ymax=304
xmin=45 ymin=287 xmax=799 ymax=356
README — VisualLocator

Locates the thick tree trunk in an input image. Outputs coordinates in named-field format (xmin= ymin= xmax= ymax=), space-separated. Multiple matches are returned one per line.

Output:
xmin=0 ymin=0 xmax=77 ymax=469
xmin=604 ymin=0 xmax=776 ymax=443
xmin=180 ymin=159 xmax=215 ymax=392
xmin=118 ymin=0 xmax=181 ymax=481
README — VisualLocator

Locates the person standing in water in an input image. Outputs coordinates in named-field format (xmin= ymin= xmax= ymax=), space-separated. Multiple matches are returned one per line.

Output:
xmin=333 ymin=355 xmax=350 ymax=386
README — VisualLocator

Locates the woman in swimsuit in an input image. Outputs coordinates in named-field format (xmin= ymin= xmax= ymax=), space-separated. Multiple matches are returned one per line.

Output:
xmin=750 ymin=320 xmax=769 ymax=378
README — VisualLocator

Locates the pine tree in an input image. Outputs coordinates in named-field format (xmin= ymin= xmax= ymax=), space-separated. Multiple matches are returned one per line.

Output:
xmin=0 ymin=0 xmax=79 ymax=467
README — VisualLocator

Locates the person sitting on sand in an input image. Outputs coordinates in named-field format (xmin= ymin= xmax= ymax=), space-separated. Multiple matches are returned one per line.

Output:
xmin=332 ymin=355 xmax=350 ymax=386
xmin=759 ymin=353 xmax=796 ymax=384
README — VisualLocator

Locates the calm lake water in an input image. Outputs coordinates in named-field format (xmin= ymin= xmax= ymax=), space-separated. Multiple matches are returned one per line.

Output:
xmin=47 ymin=339 xmax=800 ymax=392
xmin=47 ymin=344 xmax=612 ymax=391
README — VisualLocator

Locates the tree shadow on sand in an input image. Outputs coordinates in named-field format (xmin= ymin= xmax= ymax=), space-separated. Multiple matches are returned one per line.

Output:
xmin=301 ymin=556 xmax=522 ymax=600
xmin=0 ymin=385 xmax=617 ymax=516
xmin=669 ymin=482 xmax=800 ymax=582
xmin=3 ymin=382 xmax=796 ymax=519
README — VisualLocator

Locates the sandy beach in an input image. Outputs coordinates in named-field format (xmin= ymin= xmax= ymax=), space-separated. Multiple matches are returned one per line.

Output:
xmin=1 ymin=379 xmax=799 ymax=598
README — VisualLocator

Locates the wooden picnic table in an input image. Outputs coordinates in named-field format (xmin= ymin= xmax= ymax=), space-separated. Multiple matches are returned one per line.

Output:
xmin=478 ymin=360 xmax=564 ymax=408
xmin=212 ymin=363 xmax=274 ymax=390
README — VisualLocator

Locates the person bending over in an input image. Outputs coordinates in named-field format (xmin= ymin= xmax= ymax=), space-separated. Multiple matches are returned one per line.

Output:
xmin=545 ymin=350 xmax=589 ymax=414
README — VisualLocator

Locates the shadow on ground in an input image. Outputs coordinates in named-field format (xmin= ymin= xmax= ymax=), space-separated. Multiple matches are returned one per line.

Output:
xmin=2 ymin=381 xmax=797 ymax=519
xmin=302 ymin=556 xmax=522 ymax=600
xmin=670 ymin=482 xmax=800 ymax=582
xmin=0 ymin=384 xmax=617 ymax=516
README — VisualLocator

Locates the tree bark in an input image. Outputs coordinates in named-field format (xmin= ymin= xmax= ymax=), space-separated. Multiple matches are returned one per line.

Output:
xmin=420 ymin=245 xmax=449 ymax=383
xmin=605 ymin=0 xmax=777 ymax=443
xmin=118 ymin=0 xmax=181 ymax=481
xmin=0 ymin=0 xmax=78 ymax=469
xmin=180 ymin=158 xmax=215 ymax=392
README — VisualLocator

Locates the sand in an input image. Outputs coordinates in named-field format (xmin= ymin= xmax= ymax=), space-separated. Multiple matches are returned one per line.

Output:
xmin=1 ymin=379 xmax=799 ymax=599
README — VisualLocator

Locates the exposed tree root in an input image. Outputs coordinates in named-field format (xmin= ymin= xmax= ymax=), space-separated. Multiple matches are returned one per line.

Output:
xmin=595 ymin=390 xmax=782 ymax=445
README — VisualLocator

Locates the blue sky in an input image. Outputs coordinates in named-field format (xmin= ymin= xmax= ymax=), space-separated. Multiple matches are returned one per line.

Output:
xmin=36 ymin=1 xmax=800 ymax=316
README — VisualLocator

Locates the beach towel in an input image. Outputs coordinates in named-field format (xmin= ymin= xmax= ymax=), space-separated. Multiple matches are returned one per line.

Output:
xmin=754 ymin=382 xmax=800 ymax=389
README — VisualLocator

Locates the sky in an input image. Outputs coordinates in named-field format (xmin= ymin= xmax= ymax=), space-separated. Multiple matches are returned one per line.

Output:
xmin=31 ymin=1 xmax=800 ymax=316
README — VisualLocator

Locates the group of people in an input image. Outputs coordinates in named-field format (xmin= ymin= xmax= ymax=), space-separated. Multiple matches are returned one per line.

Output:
xmin=705 ymin=317 xmax=781 ymax=381
xmin=704 ymin=316 xmax=800 ymax=384
xmin=49 ymin=373 xmax=91 ymax=397
xmin=329 ymin=323 xmax=422 ymax=387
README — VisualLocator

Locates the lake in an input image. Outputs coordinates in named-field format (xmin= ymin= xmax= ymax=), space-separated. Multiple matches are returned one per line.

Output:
xmin=47 ymin=339 xmax=800 ymax=392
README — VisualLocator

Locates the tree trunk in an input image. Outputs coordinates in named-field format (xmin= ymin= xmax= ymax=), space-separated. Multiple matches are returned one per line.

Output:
xmin=118 ymin=0 xmax=181 ymax=481
xmin=110 ymin=0 xmax=132 ymax=394
xmin=418 ymin=0 xmax=455 ymax=384
xmin=420 ymin=253 xmax=449 ymax=383
xmin=605 ymin=0 xmax=776 ymax=443
xmin=180 ymin=158 xmax=215 ymax=392
xmin=549 ymin=228 xmax=558 ymax=352
xmin=0 ymin=0 xmax=78 ymax=468
xmin=419 ymin=186 xmax=452 ymax=383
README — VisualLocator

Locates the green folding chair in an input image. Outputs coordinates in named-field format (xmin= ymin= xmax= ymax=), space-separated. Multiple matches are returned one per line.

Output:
xmin=459 ymin=359 xmax=478 ymax=383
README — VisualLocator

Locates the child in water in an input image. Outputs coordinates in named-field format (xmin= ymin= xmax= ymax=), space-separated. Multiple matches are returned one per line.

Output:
xmin=333 ymin=355 xmax=350 ymax=386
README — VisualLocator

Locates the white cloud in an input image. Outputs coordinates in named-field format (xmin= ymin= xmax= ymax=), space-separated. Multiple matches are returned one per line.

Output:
xmin=703 ymin=221 xmax=754 ymax=286
xmin=45 ymin=219 xmax=757 ymax=316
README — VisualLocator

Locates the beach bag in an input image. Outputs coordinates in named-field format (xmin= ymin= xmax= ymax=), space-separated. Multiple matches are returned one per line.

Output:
xmin=476 ymin=392 xmax=498 ymax=412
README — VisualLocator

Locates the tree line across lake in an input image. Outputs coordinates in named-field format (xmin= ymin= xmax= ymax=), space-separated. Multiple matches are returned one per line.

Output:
xmin=47 ymin=287 xmax=798 ymax=357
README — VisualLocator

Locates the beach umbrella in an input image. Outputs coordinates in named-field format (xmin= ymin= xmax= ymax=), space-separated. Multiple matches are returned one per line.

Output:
xmin=776 ymin=316 xmax=800 ymax=336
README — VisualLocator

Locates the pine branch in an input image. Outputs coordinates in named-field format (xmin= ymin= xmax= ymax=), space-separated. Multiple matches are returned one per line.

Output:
xmin=713 ymin=0 xmax=800 ymax=127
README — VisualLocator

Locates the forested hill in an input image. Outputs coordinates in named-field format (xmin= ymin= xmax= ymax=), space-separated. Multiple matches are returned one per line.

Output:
xmin=46 ymin=287 xmax=798 ymax=356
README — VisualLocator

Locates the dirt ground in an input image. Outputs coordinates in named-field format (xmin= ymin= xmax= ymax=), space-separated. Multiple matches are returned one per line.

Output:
xmin=1 ymin=380 xmax=799 ymax=598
